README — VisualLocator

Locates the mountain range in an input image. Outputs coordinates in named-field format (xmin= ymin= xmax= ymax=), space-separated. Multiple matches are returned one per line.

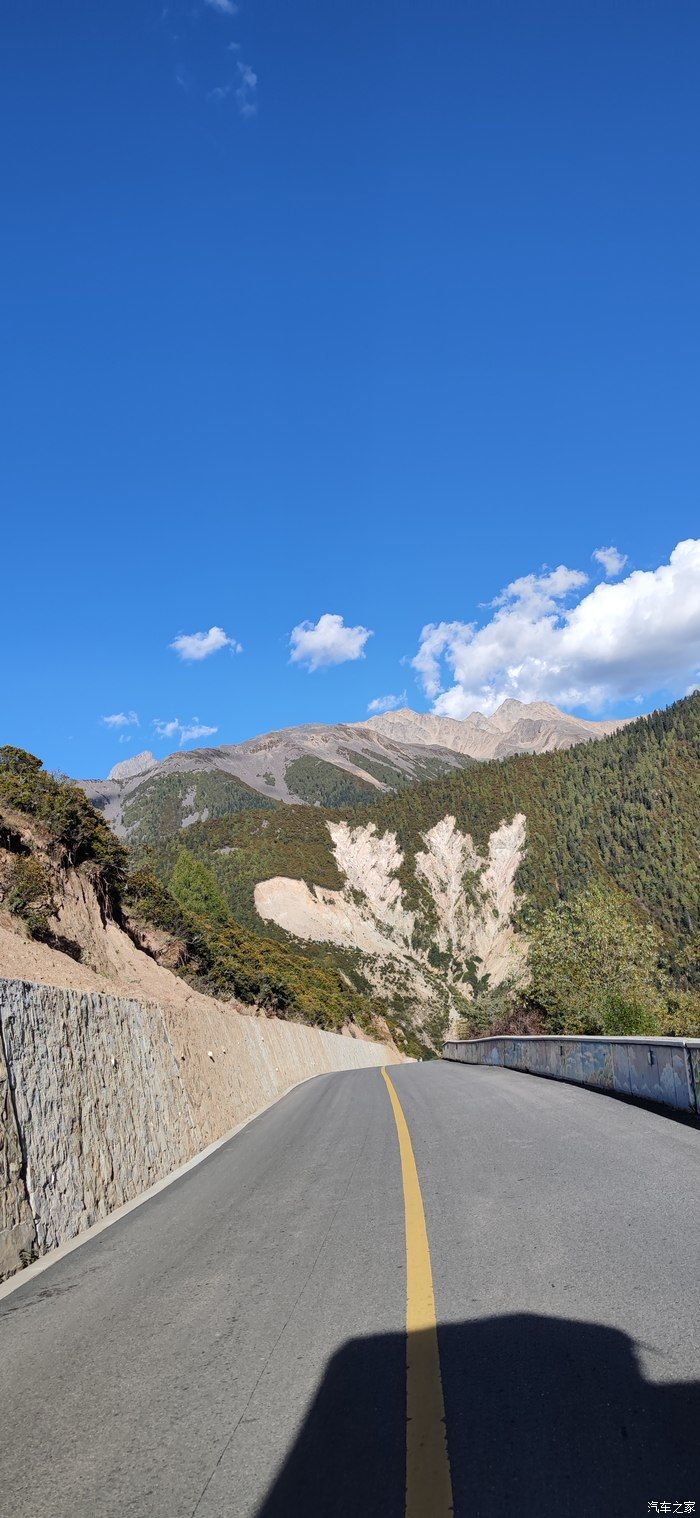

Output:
xmin=366 ymin=699 xmax=628 ymax=758
xmin=80 ymin=699 xmax=629 ymax=844
xmin=123 ymin=695 xmax=698 ymax=1050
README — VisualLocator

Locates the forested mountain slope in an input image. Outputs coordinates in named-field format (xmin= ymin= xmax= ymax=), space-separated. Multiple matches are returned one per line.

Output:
xmin=134 ymin=696 xmax=699 ymax=1048
xmin=362 ymin=694 xmax=699 ymax=949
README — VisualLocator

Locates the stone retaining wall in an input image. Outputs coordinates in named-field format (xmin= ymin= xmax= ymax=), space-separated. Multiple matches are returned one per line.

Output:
xmin=0 ymin=978 xmax=398 ymax=1280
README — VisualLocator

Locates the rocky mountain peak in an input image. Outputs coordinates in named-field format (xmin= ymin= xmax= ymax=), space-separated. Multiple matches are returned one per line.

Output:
xmin=108 ymin=751 xmax=157 ymax=782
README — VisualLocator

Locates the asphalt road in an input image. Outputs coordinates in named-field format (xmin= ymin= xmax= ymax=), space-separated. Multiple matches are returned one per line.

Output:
xmin=0 ymin=1061 xmax=698 ymax=1518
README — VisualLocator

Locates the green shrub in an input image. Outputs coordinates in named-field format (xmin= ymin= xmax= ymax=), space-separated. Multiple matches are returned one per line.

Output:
xmin=528 ymin=882 xmax=666 ymax=1035
xmin=0 ymin=746 xmax=127 ymax=904
xmin=5 ymin=856 xmax=55 ymax=940
xmin=169 ymin=851 xmax=231 ymax=928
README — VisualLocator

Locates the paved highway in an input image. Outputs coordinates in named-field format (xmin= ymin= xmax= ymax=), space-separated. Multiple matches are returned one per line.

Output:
xmin=0 ymin=1061 xmax=698 ymax=1517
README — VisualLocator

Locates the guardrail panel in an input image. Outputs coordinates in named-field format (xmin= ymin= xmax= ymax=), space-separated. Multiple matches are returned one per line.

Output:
xmin=442 ymin=1035 xmax=700 ymax=1115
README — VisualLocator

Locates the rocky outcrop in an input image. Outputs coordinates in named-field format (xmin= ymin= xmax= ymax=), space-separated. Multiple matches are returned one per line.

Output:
xmin=0 ymin=978 xmax=400 ymax=1282
xmin=108 ymin=751 xmax=157 ymax=782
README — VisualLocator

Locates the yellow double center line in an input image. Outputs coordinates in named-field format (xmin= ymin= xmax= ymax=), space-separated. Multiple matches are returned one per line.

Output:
xmin=382 ymin=1067 xmax=454 ymax=1518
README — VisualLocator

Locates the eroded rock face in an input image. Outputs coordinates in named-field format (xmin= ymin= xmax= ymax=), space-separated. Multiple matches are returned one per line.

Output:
xmin=329 ymin=822 xmax=411 ymax=940
xmin=415 ymin=816 xmax=483 ymax=951
xmin=254 ymin=813 xmax=528 ymax=1031
xmin=466 ymin=815 xmax=528 ymax=983
xmin=255 ymin=822 xmax=416 ymax=957
xmin=253 ymin=876 xmax=403 ymax=957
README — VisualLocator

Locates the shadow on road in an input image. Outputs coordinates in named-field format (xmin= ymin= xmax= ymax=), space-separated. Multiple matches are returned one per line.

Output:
xmin=256 ymin=1313 xmax=699 ymax=1517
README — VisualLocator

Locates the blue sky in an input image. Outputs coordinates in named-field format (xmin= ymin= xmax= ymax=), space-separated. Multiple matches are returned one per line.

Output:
xmin=2 ymin=0 xmax=699 ymax=777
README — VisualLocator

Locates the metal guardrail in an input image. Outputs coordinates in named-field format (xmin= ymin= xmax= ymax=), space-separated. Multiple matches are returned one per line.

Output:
xmin=442 ymin=1034 xmax=700 ymax=1114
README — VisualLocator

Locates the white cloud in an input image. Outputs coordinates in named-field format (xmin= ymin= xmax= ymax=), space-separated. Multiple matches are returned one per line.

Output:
xmin=367 ymin=691 xmax=408 ymax=714
xmin=169 ymin=626 xmax=242 ymax=662
xmin=102 ymin=711 xmax=139 ymax=729
xmin=593 ymin=545 xmax=628 ymax=578
xmin=208 ymin=61 xmax=256 ymax=111
xmin=491 ymin=564 xmax=588 ymax=610
xmin=153 ymin=718 xmax=218 ymax=747
xmin=236 ymin=60 xmax=258 ymax=116
xmin=412 ymin=621 xmax=475 ymax=701
xmin=289 ymin=612 xmax=373 ymax=672
xmin=411 ymin=539 xmax=700 ymax=716
xmin=203 ymin=0 xmax=238 ymax=14
xmin=153 ymin=719 xmax=180 ymax=740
